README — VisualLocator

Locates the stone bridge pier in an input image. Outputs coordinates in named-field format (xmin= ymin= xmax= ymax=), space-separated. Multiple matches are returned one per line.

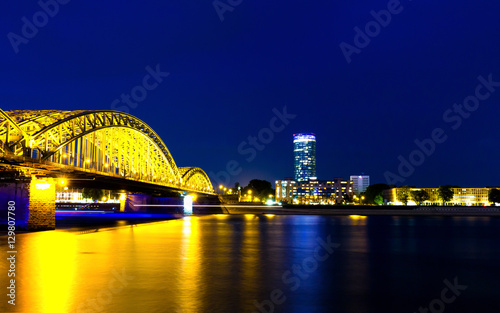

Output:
xmin=0 ymin=177 xmax=55 ymax=231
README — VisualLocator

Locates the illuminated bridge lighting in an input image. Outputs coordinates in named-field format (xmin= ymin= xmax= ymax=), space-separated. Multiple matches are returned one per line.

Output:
xmin=0 ymin=109 xmax=214 ymax=194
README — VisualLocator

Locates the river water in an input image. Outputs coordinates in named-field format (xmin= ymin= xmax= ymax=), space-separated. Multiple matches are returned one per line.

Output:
xmin=1 ymin=214 xmax=499 ymax=313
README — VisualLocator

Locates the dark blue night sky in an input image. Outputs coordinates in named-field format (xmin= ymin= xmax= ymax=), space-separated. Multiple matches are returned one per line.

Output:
xmin=1 ymin=0 xmax=499 ymax=188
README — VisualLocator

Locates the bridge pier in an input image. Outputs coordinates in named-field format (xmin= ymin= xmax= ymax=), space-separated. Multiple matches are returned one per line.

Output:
xmin=0 ymin=177 xmax=55 ymax=231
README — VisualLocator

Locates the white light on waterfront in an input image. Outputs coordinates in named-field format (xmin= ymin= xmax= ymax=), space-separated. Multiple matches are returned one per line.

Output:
xmin=183 ymin=195 xmax=193 ymax=215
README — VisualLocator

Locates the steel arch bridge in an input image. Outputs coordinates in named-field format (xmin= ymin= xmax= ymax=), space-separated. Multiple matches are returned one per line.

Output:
xmin=0 ymin=109 xmax=214 ymax=193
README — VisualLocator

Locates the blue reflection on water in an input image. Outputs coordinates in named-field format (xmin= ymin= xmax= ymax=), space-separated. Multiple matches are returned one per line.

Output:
xmin=3 ymin=215 xmax=500 ymax=313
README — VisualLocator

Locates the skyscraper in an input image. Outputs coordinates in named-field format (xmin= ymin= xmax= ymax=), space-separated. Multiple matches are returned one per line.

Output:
xmin=293 ymin=133 xmax=316 ymax=182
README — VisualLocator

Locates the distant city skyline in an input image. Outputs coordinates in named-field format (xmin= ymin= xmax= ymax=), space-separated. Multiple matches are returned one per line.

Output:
xmin=1 ymin=1 xmax=499 ymax=188
xmin=3 ymin=3 xmax=500 ymax=312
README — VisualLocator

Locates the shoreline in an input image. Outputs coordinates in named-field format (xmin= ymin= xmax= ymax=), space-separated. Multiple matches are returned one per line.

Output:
xmin=225 ymin=206 xmax=500 ymax=217
xmin=225 ymin=204 xmax=500 ymax=216
xmin=4 ymin=206 xmax=499 ymax=233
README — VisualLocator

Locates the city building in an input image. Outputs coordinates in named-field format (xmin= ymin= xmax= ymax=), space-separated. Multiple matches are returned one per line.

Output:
xmin=293 ymin=133 xmax=316 ymax=182
xmin=56 ymin=189 xmax=85 ymax=203
xmin=292 ymin=178 xmax=335 ymax=204
xmin=275 ymin=177 xmax=296 ymax=203
xmin=333 ymin=177 xmax=354 ymax=203
xmin=350 ymin=175 xmax=370 ymax=195
xmin=279 ymin=132 xmax=354 ymax=204
xmin=383 ymin=187 xmax=495 ymax=206
xmin=275 ymin=177 xmax=353 ymax=204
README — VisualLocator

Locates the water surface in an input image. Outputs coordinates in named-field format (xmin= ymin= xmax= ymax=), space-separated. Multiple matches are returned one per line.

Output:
xmin=2 ymin=215 xmax=499 ymax=313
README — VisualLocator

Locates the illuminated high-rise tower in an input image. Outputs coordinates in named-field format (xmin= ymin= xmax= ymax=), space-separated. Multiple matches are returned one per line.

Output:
xmin=293 ymin=133 xmax=316 ymax=182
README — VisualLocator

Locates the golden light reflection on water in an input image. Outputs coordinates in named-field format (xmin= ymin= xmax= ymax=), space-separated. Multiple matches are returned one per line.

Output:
xmin=345 ymin=215 xmax=368 ymax=226
xmin=213 ymin=214 xmax=228 ymax=217
xmin=178 ymin=216 xmax=201 ymax=312
xmin=344 ymin=216 xmax=369 ymax=312
xmin=3 ymin=215 xmax=499 ymax=312
xmin=241 ymin=215 xmax=260 ymax=302
xmin=7 ymin=216 xmax=344 ymax=312
xmin=349 ymin=215 xmax=367 ymax=219
xmin=18 ymin=232 xmax=78 ymax=313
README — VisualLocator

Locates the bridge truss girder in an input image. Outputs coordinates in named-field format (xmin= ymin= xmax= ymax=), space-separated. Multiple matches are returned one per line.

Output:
xmin=178 ymin=167 xmax=213 ymax=192
xmin=0 ymin=109 xmax=214 ymax=194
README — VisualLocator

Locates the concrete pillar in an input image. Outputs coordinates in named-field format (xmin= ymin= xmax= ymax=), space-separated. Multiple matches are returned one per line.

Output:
xmin=124 ymin=194 xmax=152 ymax=212
xmin=0 ymin=181 xmax=29 ymax=230
xmin=0 ymin=177 xmax=55 ymax=231
xmin=27 ymin=177 xmax=55 ymax=230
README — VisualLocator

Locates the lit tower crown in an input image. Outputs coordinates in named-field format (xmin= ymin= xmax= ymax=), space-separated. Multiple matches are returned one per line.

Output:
xmin=293 ymin=133 xmax=316 ymax=182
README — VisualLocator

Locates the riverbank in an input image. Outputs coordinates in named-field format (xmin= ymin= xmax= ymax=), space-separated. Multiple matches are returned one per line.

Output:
xmin=7 ymin=214 xmax=500 ymax=313
xmin=224 ymin=205 xmax=500 ymax=216
xmin=4 ymin=205 xmax=499 ymax=233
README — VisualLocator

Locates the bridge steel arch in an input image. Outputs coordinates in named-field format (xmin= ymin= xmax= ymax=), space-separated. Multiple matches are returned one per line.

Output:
xmin=0 ymin=109 xmax=214 ymax=193
xmin=178 ymin=167 xmax=213 ymax=191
